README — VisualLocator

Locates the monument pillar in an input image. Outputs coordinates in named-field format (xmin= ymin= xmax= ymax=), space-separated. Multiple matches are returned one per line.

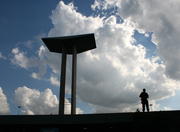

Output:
xmin=42 ymin=33 xmax=96 ymax=115
xmin=71 ymin=48 xmax=77 ymax=115
xmin=59 ymin=51 xmax=67 ymax=115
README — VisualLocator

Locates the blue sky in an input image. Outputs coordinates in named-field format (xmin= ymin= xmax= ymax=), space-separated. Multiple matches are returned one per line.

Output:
xmin=0 ymin=0 xmax=97 ymax=114
xmin=1 ymin=0 xmax=180 ymax=114
xmin=0 ymin=0 xmax=58 ymax=114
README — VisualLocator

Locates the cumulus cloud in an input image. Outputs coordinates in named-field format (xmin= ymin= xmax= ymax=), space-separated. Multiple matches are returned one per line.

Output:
xmin=46 ymin=1 xmax=180 ymax=112
xmin=11 ymin=48 xmax=38 ymax=69
xmin=11 ymin=46 xmax=49 ymax=79
xmin=49 ymin=75 xmax=59 ymax=87
xmin=14 ymin=86 xmax=83 ymax=115
xmin=0 ymin=52 xmax=6 ymax=60
xmin=0 ymin=87 xmax=10 ymax=114
xmin=92 ymin=0 xmax=180 ymax=80
xmin=10 ymin=1 xmax=180 ymax=113
xmin=15 ymin=86 xmax=58 ymax=115
xmin=48 ymin=1 xmax=103 ymax=37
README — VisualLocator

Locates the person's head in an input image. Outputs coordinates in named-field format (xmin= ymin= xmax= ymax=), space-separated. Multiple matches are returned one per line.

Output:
xmin=143 ymin=89 xmax=146 ymax=92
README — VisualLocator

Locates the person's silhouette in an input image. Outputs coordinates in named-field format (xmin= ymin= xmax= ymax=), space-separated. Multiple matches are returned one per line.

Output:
xmin=139 ymin=89 xmax=149 ymax=112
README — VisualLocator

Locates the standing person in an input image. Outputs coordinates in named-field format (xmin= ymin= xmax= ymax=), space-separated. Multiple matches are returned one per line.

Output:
xmin=139 ymin=89 xmax=149 ymax=112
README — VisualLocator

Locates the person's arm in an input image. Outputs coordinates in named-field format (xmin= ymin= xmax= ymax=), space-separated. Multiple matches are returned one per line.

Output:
xmin=139 ymin=93 xmax=142 ymax=98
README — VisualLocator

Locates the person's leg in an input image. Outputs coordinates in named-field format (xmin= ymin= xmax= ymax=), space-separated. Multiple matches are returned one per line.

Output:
xmin=142 ymin=103 xmax=145 ymax=112
xmin=146 ymin=101 xmax=149 ymax=112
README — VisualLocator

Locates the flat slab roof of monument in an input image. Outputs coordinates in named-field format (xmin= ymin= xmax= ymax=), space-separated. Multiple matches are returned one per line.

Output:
xmin=42 ymin=33 xmax=96 ymax=54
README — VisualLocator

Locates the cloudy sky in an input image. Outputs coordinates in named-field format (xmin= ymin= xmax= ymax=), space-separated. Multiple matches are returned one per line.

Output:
xmin=1 ymin=0 xmax=180 ymax=115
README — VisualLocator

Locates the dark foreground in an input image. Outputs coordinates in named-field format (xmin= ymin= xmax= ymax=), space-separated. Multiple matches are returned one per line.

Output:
xmin=0 ymin=110 xmax=180 ymax=132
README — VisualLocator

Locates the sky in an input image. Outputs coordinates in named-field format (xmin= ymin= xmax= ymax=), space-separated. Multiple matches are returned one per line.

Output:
xmin=1 ymin=0 xmax=180 ymax=115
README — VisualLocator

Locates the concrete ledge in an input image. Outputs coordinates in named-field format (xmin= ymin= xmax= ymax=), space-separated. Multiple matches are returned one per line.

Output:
xmin=0 ymin=111 xmax=179 ymax=131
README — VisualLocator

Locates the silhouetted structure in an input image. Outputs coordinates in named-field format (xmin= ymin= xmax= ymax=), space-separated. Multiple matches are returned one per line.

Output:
xmin=139 ymin=89 xmax=149 ymax=112
xmin=42 ymin=34 xmax=96 ymax=115
xmin=0 ymin=111 xmax=180 ymax=132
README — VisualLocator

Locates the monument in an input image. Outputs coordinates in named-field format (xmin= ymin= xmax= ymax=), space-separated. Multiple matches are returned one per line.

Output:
xmin=42 ymin=33 xmax=96 ymax=115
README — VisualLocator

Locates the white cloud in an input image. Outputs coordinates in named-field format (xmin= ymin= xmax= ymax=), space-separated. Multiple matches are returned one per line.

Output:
xmin=11 ymin=47 xmax=48 ymax=79
xmin=93 ymin=0 xmax=180 ymax=80
xmin=162 ymin=106 xmax=173 ymax=111
xmin=0 ymin=52 xmax=6 ymax=60
xmin=10 ymin=1 xmax=180 ymax=113
xmin=91 ymin=0 xmax=120 ymax=11
xmin=47 ymin=1 xmax=180 ymax=113
xmin=31 ymin=72 xmax=41 ymax=80
xmin=15 ymin=86 xmax=58 ymax=115
xmin=48 ymin=1 xmax=103 ymax=37
xmin=11 ymin=48 xmax=38 ymax=69
xmin=14 ymin=86 xmax=83 ymax=115
xmin=0 ymin=87 xmax=10 ymax=114
xmin=49 ymin=76 xmax=59 ymax=87
xmin=64 ymin=98 xmax=83 ymax=114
